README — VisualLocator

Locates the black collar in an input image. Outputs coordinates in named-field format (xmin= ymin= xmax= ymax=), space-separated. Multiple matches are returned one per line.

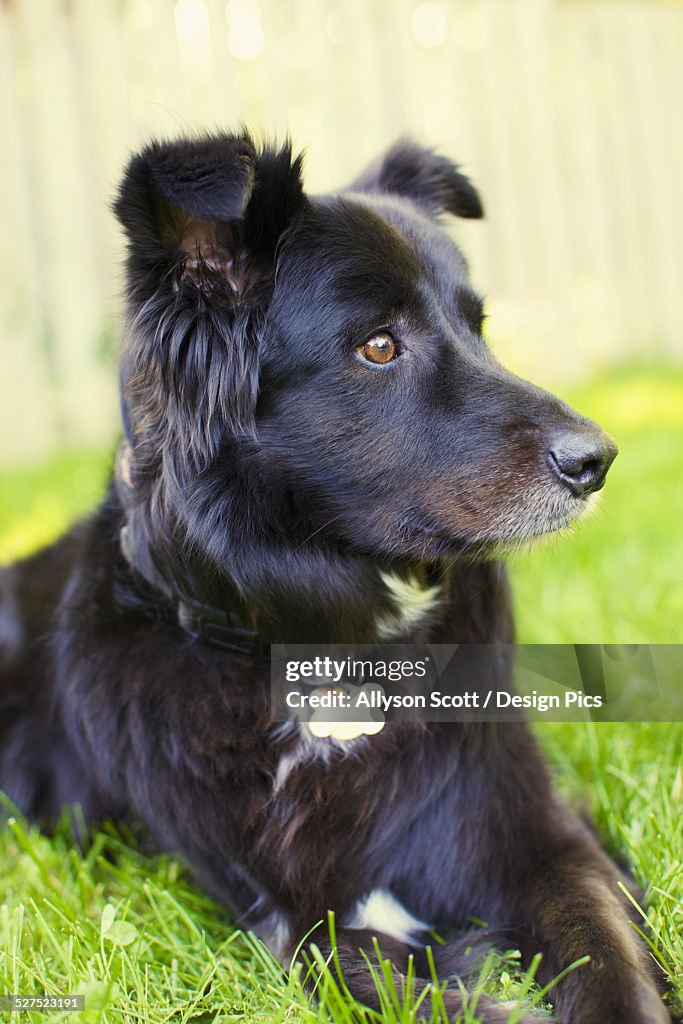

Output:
xmin=176 ymin=596 xmax=270 ymax=658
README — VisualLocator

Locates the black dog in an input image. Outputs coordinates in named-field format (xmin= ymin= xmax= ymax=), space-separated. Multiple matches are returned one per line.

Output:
xmin=0 ymin=132 xmax=671 ymax=1023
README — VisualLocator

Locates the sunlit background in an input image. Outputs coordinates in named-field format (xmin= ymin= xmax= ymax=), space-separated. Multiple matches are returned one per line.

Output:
xmin=1 ymin=0 xmax=683 ymax=463
xmin=0 ymin=0 xmax=682 ymax=639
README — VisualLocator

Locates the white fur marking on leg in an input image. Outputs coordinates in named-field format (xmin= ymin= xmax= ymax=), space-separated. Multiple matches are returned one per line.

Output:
xmin=346 ymin=889 xmax=430 ymax=944
xmin=256 ymin=910 xmax=292 ymax=963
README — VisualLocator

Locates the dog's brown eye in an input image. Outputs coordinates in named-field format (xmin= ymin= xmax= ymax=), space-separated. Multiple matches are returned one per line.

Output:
xmin=358 ymin=332 xmax=397 ymax=365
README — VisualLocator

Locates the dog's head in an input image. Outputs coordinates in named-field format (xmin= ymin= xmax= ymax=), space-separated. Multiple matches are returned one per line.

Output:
xmin=114 ymin=131 xmax=616 ymax=612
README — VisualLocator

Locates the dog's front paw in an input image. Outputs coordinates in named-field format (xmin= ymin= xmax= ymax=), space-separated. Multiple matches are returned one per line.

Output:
xmin=559 ymin=975 xmax=671 ymax=1024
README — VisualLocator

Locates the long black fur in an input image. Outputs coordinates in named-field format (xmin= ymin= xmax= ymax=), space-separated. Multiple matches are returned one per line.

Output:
xmin=0 ymin=130 xmax=672 ymax=1023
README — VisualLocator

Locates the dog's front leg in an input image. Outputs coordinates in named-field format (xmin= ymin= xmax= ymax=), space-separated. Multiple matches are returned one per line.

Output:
xmin=514 ymin=837 xmax=671 ymax=1023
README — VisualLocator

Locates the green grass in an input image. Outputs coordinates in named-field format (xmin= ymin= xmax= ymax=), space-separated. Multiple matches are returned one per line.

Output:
xmin=0 ymin=449 xmax=114 ymax=566
xmin=1 ymin=365 xmax=682 ymax=1023
xmin=508 ymin=364 xmax=683 ymax=644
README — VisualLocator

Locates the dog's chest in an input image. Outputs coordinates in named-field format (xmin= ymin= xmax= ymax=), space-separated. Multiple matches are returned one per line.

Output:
xmin=270 ymin=723 xmax=365 ymax=796
xmin=265 ymin=725 xmax=386 ymax=845
xmin=262 ymin=723 xmax=434 ymax=893
xmin=256 ymin=726 xmax=397 ymax=915
xmin=259 ymin=723 xmax=471 ymax=930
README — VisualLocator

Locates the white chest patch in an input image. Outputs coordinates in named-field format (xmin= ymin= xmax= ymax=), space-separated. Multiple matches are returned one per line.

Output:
xmin=273 ymin=723 xmax=365 ymax=791
xmin=273 ymin=572 xmax=442 ymax=788
xmin=346 ymin=888 xmax=431 ymax=945
xmin=376 ymin=571 xmax=442 ymax=640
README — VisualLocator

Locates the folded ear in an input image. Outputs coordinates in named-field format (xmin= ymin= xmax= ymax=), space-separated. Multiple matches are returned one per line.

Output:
xmin=115 ymin=132 xmax=305 ymax=301
xmin=114 ymin=132 xmax=305 ymax=456
xmin=349 ymin=139 xmax=483 ymax=219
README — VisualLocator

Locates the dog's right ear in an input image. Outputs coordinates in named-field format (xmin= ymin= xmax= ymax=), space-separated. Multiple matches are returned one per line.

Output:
xmin=114 ymin=133 xmax=305 ymax=450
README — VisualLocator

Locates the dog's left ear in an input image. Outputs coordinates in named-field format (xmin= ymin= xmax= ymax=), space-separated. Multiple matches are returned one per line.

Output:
xmin=349 ymin=139 xmax=483 ymax=219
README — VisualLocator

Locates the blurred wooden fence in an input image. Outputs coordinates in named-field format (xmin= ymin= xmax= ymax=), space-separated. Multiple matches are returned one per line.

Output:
xmin=1 ymin=0 xmax=682 ymax=464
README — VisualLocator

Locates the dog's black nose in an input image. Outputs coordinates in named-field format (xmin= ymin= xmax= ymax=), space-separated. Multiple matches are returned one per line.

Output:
xmin=548 ymin=430 xmax=617 ymax=497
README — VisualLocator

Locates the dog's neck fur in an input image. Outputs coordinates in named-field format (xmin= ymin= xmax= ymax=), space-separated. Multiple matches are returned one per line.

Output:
xmin=115 ymin=442 xmax=445 ymax=646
